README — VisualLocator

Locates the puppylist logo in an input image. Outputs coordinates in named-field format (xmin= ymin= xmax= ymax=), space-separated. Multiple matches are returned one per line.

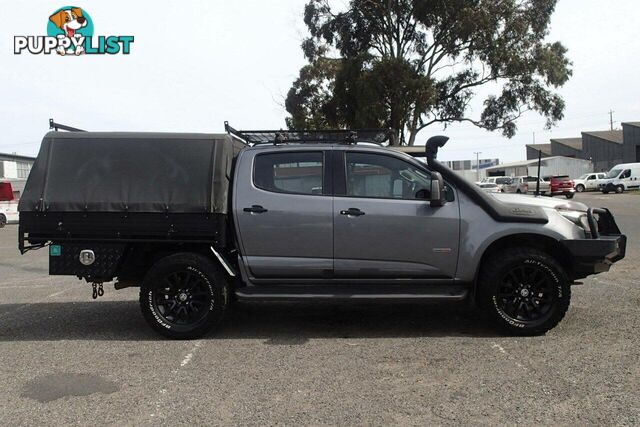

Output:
xmin=14 ymin=6 xmax=134 ymax=56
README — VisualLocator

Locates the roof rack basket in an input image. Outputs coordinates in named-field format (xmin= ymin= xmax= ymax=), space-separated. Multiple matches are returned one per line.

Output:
xmin=225 ymin=121 xmax=392 ymax=146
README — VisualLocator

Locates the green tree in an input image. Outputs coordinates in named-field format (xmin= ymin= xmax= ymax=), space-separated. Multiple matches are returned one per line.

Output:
xmin=285 ymin=0 xmax=572 ymax=145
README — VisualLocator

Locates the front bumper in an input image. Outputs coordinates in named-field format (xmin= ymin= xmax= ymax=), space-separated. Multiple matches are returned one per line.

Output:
xmin=561 ymin=208 xmax=626 ymax=280
xmin=599 ymin=183 xmax=618 ymax=192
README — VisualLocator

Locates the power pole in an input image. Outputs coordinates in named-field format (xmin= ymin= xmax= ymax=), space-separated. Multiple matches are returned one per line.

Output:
xmin=474 ymin=151 xmax=481 ymax=182
xmin=609 ymin=110 xmax=615 ymax=130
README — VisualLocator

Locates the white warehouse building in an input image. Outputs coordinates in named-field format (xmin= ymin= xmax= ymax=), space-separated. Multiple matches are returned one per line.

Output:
xmin=483 ymin=156 xmax=593 ymax=179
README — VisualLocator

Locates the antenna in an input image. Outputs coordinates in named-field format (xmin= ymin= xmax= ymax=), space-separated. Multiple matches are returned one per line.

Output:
xmin=609 ymin=110 xmax=615 ymax=131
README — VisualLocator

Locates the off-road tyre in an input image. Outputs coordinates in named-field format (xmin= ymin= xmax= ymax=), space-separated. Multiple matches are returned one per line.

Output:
xmin=140 ymin=252 xmax=229 ymax=339
xmin=575 ymin=184 xmax=585 ymax=193
xmin=478 ymin=248 xmax=571 ymax=336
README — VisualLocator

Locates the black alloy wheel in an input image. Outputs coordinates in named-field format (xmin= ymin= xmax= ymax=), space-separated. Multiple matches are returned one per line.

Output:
xmin=495 ymin=264 xmax=557 ymax=324
xmin=479 ymin=248 xmax=571 ymax=335
xmin=152 ymin=270 xmax=213 ymax=328
xmin=140 ymin=252 xmax=229 ymax=339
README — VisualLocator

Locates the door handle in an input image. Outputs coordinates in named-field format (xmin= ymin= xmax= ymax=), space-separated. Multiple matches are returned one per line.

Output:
xmin=340 ymin=208 xmax=365 ymax=217
xmin=243 ymin=205 xmax=268 ymax=214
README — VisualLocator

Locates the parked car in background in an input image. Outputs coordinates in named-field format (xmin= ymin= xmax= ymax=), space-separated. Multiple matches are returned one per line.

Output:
xmin=523 ymin=176 xmax=550 ymax=195
xmin=574 ymin=173 xmax=606 ymax=192
xmin=545 ymin=175 xmax=575 ymax=199
xmin=503 ymin=176 xmax=529 ymax=194
xmin=599 ymin=163 xmax=640 ymax=194
xmin=0 ymin=182 xmax=19 ymax=224
xmin=480 ymin=176 xmax=512 ymax=192
xmin=476 ymin=183 xmax=502 ymax=193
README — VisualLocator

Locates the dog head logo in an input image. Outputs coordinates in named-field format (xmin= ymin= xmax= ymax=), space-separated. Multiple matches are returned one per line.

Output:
xmin=49 ymin=7 xmax=87 ymax=38
xmin=46 ymin=6 xmax=94 ymax=55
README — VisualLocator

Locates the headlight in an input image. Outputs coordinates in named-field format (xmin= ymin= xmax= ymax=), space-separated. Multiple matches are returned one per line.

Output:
xmin=557 ymin=209 xmax=591 ymax=235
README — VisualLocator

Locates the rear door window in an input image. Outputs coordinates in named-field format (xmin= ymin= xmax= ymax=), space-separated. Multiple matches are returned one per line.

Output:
xmin=254 ymin=152 xmax=325 ymax=195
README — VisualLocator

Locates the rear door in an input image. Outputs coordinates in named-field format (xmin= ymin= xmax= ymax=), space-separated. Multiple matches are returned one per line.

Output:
xmin=233 ymin=148 xmax=334 ymax=280
xmin=332 ymin=150 xmax=460 ymax=281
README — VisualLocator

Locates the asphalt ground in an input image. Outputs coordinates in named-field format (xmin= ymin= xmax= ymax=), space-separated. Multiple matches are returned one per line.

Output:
xmin=0 ymin=192 xmax=638 ymax=425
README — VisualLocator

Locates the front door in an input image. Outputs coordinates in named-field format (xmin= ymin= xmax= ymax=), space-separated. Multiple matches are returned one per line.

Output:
xmin=333 ymin=151 xmax=460 ymax=281
xmin=234 ymin=149 xmax=333 ymax=280
xmin=586 ymin=174 xmax=598 ymax=190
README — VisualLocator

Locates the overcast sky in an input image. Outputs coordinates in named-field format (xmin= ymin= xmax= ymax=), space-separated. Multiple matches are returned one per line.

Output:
xmin=1 ymin=0 xmax=638 ymax=162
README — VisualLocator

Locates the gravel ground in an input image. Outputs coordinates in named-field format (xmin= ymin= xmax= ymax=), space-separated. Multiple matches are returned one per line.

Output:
xmin=0 ymin=192 xmax=638 ymax=425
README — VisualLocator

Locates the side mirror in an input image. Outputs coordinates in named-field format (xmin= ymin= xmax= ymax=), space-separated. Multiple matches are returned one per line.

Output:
xmin=430 ymin=171 xmax=445 ymax=207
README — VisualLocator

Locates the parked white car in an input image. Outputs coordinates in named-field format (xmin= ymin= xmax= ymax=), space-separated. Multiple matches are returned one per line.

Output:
xmin=599 ymin=163 xmax=640 ymax=194
xmin=502 ymin=176 xmax=529 ymax=194
xmin=0 ymin=201 xmax=19 ymax=223
xmin=476 ymin=182 xmax=502 ymax=193
xmin=480 ymin=176 xmax=512 ymax=192
xmin=573 ymin=172 xmax=606 ymax=192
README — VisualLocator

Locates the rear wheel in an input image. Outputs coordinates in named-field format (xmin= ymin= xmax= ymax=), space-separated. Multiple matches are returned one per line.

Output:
xmin=479 ymin=248 xmax=571 ymax=336
xmin=565 ymin=193 xmax=574 ymax=199
xmin=140 ymin=252 xmax=229 ymax=339
xmin=575 ymin=184 xmax=585 ymax=193
xmin=0 ymin=214 xmax=6 ymax=228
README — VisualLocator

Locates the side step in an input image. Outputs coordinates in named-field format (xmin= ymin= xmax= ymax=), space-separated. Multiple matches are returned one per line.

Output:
xmin=235 ymin=285 xmax=469 ymax=302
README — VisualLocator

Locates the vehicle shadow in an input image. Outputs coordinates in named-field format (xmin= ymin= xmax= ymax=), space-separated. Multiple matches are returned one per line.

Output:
xmin=0 ymin=300 xmax=502 ymax=342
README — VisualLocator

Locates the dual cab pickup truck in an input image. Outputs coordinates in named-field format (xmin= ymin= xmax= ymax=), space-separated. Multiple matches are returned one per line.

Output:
xmin=18 ymin=126 xmax=626 ymax=339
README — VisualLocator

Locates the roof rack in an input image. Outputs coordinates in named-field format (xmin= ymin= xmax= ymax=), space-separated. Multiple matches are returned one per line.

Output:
xmin=225 ymin=121 xmax=392 ymax=146
xmin=49 ymin=118 xmax=87 ymax=132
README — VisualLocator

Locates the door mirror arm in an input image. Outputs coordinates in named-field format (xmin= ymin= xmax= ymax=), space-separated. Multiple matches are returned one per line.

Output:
xmin=430 ymin=172 xmax=446 ymax=207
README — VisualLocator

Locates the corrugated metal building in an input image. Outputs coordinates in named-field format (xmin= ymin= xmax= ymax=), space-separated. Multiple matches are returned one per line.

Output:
xmin=550 ymin=137 xmax=582 ymax=158
xmin=581 ymin=131 xmax=624 ymax=172
xmin=622 ymin=122 xmax=640 ymax=163
xmin=526 ymin=144 xmax=551 ymax=160
xmin=526 ymin=122 xmax=640 ymax=171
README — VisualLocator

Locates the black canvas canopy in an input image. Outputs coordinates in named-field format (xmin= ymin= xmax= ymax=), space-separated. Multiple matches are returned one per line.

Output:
xmin=19 ymin=132 xmax=245 ymax=214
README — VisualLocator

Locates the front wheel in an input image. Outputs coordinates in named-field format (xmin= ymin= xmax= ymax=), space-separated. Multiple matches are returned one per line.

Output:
xmin=478 ymin=248 xmax=571 ymax=336
xmin=0 ymin=214 xmax=6 ymax=228
xmin=140 ymin=252 xmax=229 ymax=339
xmin=615 ymin=185 xmax=624 ymax=194
xmin=565 ymin=193 xmax=575 ymax=199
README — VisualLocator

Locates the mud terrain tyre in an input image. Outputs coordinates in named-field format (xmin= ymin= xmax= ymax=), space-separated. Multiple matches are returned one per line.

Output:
xmin=140 ymin=252 xmax=229 ymax=339
xmin=479 ymin=248 xmax=571 ymax=336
